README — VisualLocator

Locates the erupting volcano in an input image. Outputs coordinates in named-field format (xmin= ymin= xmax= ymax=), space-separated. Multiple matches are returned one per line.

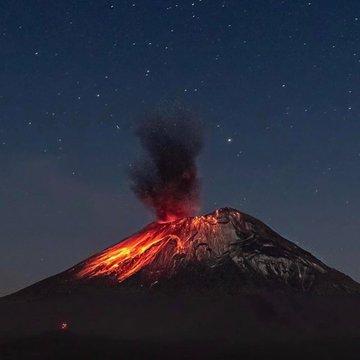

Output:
xmin=69 ymin=207 xmax=359 ymax=295
xmin=12 ymin=207 xmax=360 ymax=297
xmin=2 ymin=112 xmax=360 ymax=360
xmin=8 ymin=112 xmax=360 ymax=297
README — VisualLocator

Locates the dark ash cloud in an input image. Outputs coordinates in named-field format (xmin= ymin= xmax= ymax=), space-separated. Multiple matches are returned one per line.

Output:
xmin=130 ymin=110 xmax=203 ymax=221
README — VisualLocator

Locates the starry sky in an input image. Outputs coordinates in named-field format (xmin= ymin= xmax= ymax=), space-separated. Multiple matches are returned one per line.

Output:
xmin=1 ymin=0 xmax=359 ymax=296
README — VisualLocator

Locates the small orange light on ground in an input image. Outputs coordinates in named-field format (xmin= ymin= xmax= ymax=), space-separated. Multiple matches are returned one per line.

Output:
xmin=60 ymin=322 xmax=68 ymax=331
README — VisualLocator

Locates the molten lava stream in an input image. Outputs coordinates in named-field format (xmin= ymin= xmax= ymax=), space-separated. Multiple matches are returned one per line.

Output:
xmin=77 ymin=225 xmax=185 ymax=282
xmin=76 ymin=213 xmax=221 ymax=283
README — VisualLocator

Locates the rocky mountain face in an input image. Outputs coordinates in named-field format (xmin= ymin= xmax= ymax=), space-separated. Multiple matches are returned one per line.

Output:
xmin=11 ymin=207 xmax=360 ymax=297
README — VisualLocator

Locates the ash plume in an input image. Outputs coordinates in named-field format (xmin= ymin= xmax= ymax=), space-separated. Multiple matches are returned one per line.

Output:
xmin=130 ymin=110 xmax=203 ymax=221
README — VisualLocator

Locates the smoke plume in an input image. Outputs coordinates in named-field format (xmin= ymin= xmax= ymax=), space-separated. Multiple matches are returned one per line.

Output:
xmin=130 ymin=110 xmax=203 ymax=222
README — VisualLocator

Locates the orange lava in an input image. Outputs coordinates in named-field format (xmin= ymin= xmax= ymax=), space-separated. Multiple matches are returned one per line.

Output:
xmin=76 ymin=214 xmax=220 ymax=283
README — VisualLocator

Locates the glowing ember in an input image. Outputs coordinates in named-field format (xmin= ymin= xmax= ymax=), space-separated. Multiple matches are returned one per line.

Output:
xmin=60 ymin=322 xmax=68 ymax=331
xmin=75 ymin=212 xmax=223 ymax=283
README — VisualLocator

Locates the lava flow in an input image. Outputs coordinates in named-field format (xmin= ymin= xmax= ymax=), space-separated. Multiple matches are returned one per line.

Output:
xmin=76 ymin=213 xmax=220 ymax=283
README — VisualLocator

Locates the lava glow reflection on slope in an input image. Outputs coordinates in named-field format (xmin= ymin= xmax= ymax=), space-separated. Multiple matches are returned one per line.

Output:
xmin=76 ymin=214 xmax=220 ymax=283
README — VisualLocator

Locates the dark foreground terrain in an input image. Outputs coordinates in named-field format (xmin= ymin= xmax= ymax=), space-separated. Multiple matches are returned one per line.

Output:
xmin=1 ymin=286 xmax=360 ymax=359
xmin=2 ymin=333 xmax=360 ymax=360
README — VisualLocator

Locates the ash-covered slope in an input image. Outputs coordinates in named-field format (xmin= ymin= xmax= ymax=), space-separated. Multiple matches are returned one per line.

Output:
xmin=11 ymin=208 xmax=360 ymax=298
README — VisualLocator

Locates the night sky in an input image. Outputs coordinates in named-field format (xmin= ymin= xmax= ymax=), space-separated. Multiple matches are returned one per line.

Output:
xmin=1 ymin=0 xmax=359 ymax=296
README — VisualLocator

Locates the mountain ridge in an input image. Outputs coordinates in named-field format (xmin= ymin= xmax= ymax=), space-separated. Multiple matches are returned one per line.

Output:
xmin=7 ymin=207 xmax=360 ymax=299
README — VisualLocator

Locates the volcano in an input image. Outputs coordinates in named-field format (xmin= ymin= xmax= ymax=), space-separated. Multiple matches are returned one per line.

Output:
xmin=2 ymin=208 xmax=360 ymax=360
xmin=9 ymin=208 xmax=360 ymax=297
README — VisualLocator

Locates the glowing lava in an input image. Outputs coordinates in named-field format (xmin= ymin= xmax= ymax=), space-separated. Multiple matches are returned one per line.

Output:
xmin=76 ymin=212 xmax=222 ymax=283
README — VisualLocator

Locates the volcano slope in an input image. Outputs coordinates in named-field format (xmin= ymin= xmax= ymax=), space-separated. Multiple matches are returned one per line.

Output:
xmin=1 ymin=208 xmax=360 ymax=359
